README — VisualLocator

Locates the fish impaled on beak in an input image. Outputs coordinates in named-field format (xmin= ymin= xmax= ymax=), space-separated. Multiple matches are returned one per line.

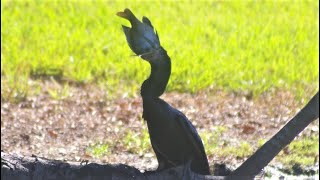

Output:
xmin=117 ymin=8 xmax=161 ymax=56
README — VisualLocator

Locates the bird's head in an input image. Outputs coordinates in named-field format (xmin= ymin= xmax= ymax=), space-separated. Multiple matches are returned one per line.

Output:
xmin=117 ymin=8 xmax=161 ymax=60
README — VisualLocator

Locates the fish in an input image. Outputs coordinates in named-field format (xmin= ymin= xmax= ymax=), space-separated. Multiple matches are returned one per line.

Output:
xmin=117 ymin=8 xmax=161 ymax=57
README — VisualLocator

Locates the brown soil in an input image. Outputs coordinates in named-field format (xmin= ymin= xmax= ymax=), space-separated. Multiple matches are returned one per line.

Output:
xmin=1 ymin=81 xmax=318 ymax=172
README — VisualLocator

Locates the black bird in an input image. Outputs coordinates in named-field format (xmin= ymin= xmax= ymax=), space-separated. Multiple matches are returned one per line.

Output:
xmin=117 ymin=8 xmax=210 ymax=175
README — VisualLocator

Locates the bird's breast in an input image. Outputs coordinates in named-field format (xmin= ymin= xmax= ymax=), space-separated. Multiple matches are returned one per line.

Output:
xmin=142 ymin=99 xmax=191 ymax=158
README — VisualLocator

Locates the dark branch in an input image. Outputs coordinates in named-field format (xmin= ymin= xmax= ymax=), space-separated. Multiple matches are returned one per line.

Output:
xmin=230 ymin=91 xmax=319 ymax=177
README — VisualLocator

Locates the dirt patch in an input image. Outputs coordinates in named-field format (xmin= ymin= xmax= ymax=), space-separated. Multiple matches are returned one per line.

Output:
xmin=1 ymin=82 xmax=318 ymax=173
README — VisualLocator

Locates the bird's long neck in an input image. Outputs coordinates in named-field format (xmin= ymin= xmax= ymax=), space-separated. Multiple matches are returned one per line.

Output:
xmin=141 ymin=50 xmax=171 ymax=98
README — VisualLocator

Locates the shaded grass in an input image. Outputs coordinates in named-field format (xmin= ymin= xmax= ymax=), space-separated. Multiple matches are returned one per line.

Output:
xmin=276 ymin=134 xmax=319 ymax=174
xmin=201 ymin=127 xmax=254 ymax=160
xmin=86 ymin=128 xmax=152 ymax=158
xmin=1 ymin=0 xmax=319 ymax=101
xmin=85 ymin=126 xmax=318 ymax=173
xmin=87 ymin=143 xmax=110 ymax=158
xmin=122 ymin=128 xmax=151 ymax=156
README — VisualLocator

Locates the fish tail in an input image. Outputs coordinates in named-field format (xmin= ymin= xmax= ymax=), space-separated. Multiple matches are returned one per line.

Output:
xmin=117 ymin=8 xmax=137 ymax=22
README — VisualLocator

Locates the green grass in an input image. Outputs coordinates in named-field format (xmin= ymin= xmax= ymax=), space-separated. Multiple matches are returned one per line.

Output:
xmin=201 ymin=127 xmax=254 ymax=159
xmin=1 ymin=0 xmax=319 ymax=101
xmin=87 ymin=143 xmax=110 ymax=158
xmin=86 ymin=128 xmax=152 ymax=158
xmin=122 ymin=129 xmax=151 ymax=156
xmin=276 ymin=134 xmax=319 ymax=174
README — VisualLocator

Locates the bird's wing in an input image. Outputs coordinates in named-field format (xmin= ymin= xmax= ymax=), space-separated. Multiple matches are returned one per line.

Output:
xmin=175 ymin=112 xmax=208 ymax=160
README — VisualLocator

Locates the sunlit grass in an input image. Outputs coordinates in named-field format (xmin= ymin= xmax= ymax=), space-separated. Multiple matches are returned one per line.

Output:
xmin=1 ymin=0 xmax=319 ymax=101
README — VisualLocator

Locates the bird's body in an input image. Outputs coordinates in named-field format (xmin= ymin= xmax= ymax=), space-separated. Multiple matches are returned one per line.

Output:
xmin=143 ymin=96 xmax=210 ymax=174
xmin=140 ymin=48 xmax=210 ymax=175
xmin=117 ymin=8 xmax=210 ymax=175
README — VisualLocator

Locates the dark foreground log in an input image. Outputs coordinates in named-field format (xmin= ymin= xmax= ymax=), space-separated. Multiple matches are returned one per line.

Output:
xmin=1 ymin=152 xmax=254 ymax=180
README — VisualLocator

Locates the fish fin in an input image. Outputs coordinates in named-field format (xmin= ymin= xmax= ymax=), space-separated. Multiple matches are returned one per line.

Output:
xmin=142 ymin=16 xmax=154 ymax=28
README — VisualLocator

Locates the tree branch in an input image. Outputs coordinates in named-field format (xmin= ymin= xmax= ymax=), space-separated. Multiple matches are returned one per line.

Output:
xmin=230 ymin=91 xmax=319 ymax=177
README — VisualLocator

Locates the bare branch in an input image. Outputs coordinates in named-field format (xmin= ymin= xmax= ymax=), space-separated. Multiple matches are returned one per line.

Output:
xmin=230 ymin=92 xmax=319 ymax=177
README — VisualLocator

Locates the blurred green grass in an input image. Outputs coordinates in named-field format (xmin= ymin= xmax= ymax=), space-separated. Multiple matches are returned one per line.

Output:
xmin=1 ymin=0 xmax=319 ymax=101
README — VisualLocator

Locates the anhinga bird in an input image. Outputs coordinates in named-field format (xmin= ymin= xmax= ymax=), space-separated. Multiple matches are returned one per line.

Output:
xmin=117 ymin=8 xmax=210 ymax=175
